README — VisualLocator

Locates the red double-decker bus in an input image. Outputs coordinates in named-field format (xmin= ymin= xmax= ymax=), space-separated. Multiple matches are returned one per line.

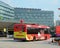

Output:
xmin=14 ymin=20 xmax=51 ymax=41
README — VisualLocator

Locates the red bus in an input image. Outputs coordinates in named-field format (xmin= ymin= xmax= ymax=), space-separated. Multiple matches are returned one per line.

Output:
xmin=14 ymin=21 xmax=51 ymax=41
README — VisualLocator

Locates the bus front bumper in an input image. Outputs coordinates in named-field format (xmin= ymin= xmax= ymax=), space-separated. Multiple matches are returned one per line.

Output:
xmin=14 ymin=38 xmax=26 ymax=41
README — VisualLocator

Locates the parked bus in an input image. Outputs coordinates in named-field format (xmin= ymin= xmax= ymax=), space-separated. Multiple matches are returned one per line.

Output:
xmin=14 ymin=20 xmax=51 ymax=41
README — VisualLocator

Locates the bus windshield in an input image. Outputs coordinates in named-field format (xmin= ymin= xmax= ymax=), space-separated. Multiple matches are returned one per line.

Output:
xmin=15 ymin=25 xmax=25 ymax=32
xmin=20 ymin=26 xmax=25 ymax=32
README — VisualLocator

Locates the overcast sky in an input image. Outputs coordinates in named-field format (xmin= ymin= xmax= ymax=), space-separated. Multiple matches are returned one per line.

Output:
xmin=0 ymin=0 xmax=60 ymax=20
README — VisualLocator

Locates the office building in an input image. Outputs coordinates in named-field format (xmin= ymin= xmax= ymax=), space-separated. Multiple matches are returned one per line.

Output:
xmin=56 ymin=20 xmax=60 ymax=26
xmin=0 ymin=1 xmax=14 ymax=20
xmin=14 ymin=8 xmax=54 ymax=27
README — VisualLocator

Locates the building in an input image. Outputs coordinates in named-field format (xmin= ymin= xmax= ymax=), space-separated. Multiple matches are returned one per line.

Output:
xmin=0 ymin=1 xmax=16 ymax=36
xmin=0 ymin=1 xmax=14 ymax=20
xmin=14 ymin=8 xmax=54 ymax=27
xmin=56 ymin=20 xmax=60 ymax=26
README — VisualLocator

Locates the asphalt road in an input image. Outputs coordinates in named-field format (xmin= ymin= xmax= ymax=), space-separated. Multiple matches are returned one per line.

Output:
xmin=0 ymin=37 xmax=60 ymax=48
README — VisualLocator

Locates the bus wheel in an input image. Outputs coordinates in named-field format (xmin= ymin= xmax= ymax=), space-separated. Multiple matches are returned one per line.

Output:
xmin=33 ymin=36 xmax=36 ymax=41
xmin=45 ymin=36 xmax=47 ymax=40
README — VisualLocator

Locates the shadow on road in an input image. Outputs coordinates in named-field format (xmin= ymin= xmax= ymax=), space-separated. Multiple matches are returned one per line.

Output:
xmin=0 ymin=38 xmax=33 ymax=42
xmin=0 ymin=40 xmax=14 ymax=42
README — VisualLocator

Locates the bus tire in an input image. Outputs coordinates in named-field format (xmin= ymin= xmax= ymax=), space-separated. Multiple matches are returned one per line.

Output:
xmin=33 ymin=36 xmax=36 ymax=41
xmin=45 ymin=36 xmax=47 ymax=40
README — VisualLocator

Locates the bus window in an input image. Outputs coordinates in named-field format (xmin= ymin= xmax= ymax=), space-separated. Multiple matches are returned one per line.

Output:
xmin=38 ymin=28 xmax=50 ymax=34
xmin=44 ymin=29 xmax=50 ymax=34
xmin=27 ymin=27 xmax=39 ymax=34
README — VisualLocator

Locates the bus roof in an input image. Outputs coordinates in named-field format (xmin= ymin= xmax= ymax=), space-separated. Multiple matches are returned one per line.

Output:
xmin=14 ymin=23 xmax=50 ymax=29
xmin=26 ymin=24 xmax=50 ymax=28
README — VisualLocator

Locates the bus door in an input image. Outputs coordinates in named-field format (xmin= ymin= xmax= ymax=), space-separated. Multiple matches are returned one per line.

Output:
xmin=38 ymin=28 xmax=51 ymax=40
xmin=44 ymin=28 xmax=51 ymax=39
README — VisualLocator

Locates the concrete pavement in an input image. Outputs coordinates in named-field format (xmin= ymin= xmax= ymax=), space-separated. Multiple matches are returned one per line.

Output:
xmin=0 ymin=38 xmax=60 ymax=48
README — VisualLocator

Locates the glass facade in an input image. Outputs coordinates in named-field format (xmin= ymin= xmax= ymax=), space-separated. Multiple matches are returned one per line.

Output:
xmin=14 ymin=8 xmax=54 ymax=27
xmin=56 ymin=20 xmax=60 ymax=26
xmin=0 ymin=1 xmax=14 ymax=20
